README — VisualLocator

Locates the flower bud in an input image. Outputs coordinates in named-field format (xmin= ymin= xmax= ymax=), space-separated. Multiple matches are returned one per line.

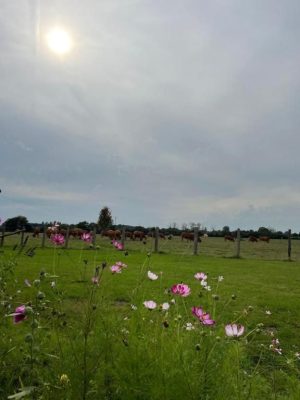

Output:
xmin=25 ymin=333 xmax=33 ymax=343
xmin=195 ymin=344 xmax=201 ymax=351
xmin=212 ymin=294 xmax=219 ymax=300
xmin=231 ymin=294 xmax=237 ymax=300
xmin=60 ymin=374 xmax=70 ymax=385
xmin=37 ymin=291 xmax=45 ymax=300
xmin=33 ymin=279 xmax=40 ymax=287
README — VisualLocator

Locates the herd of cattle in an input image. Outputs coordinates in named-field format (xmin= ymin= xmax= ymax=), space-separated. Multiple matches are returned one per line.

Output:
xmin=32 ymin=227 xmax=270 ymax=243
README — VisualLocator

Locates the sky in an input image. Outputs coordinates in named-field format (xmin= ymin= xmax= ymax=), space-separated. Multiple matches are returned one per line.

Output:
xmin=1 ymin=0 xmax=300 ymax=231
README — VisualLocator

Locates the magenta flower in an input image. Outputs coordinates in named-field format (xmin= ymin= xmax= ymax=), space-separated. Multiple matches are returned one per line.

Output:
xmin=225 ymin=324 xmax=245 ymax=337
xmin=110 ymin=265 xmax=122 ymax=274
xmin=194 ymin=272 xmax=207 ymax=281
xmin=192 ymin=306 xmax=215 ymax=325
xmin=81 ymin=232 xmax=92 ymax=243
xmin=171 ymin=283 xmax=191 ymax=297
xmin=13 ymin=305 xmax=27 ymax=324
xmin=51 ymin=233 xmax=65 ymax=246
xmin=143 ymin=300 xmax=157 ymax=310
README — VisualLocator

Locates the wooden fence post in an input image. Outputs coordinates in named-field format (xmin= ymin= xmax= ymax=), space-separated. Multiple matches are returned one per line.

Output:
xmin=20 ymin=230 xmax=25 ymax=246
xmin=154 ymin=227 xmax=159 ymax=253
xmin=0 ymin=224 xmax=5 ymax=247
xmin=236 ymin=228 xmax=241 ymax=258
xmin=193 ymin=227 xmax=199 ymax=255
xmin=288 ymin=229 xmax=292 ymax=261
xmin=121 ymin=227 xmax=126 ymax=247
xmin=41 ymin=224 xmax=46 ymax=248
xmin=92 ymin=227 xmax=97 ymax=246
xmin=64 ymin=226 xmax=70 ymax=249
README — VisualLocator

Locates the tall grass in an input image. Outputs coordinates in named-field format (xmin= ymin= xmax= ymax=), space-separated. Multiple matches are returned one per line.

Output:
xmin=0 ymin=238 xmax=299 ymax=399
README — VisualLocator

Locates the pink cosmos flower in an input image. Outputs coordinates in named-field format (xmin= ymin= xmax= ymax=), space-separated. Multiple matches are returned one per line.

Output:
xmin=143 ymin=300 xmax=157 ymax=310
xmin=192 ymin=306 xmax=215 ymax=325
xmin=194 ymin=272 xmax=207 ymax=281
xmin=112 ymin=240 xmax=123 ymax=250
xmin=110 ymin=265 xmax=122 ymax=274
xmin=225 ymin=324 xmax=245 ymax=337
xmin=13 ymin=305 xmax=26 ymax=324
xmin=171 ymin=283 xmax=191 ymax=297
xmin=81 ymin=232 xmax=92 ymax=243
xmin=116 ymin=261 xmax=127 ymax=268
xmin=51 ymin=233 xmax=65 ymax=246
xmin=147 ymin=271 xmax=158 ymax=280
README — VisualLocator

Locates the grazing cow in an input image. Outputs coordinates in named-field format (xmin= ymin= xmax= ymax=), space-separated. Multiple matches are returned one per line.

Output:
xmin=224 ymin=235 xmax=235 ymax=242
xmin=181 ymin=232 xmax=202 ymax=242
xmin=102 ymin=229 xmax=121 ymax=240
xmin=125 ymin=231 xmax=133 ymax=240
xmin=259 ymin=236 xmax=270 ymax=243
xmin=249 ymin=236 xmax=258 ymax=242
xmin=133 ymin=231 xmax=146 ymax=241
xmin=70 ymin=228 xmax=85 ymax=239
xmin=32 ymin=227 xmax=40 ymax=238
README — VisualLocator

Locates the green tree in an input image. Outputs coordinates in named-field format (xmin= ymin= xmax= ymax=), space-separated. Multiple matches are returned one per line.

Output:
xmin=97 ymin=207 xmax=113 ymax=231
xmin=222 ymin=226 xmax=230 ymax=235
xmin=5 ymin=216 xmax=31 ymax=231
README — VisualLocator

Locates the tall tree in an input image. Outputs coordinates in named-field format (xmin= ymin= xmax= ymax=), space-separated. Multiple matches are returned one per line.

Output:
xmin=5 ymin=216 xmax=31 ymax=231
xmin=97 ymin=207 xmax=113 ymax=231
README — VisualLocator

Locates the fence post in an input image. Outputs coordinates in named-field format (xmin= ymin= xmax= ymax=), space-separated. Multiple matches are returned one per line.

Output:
xmin=92 ymin=227 xmax=97 ymax=247
xmin=0 ymin=224 xmax=5 ymax=247
xmin=193 ymin=227 xmax=199 ymax=255
xmin=236 ymin=228 xmax=241 ymax=258
xmin=154 ymin=227 xmax=159 ymax=253
xmin=20 ymin=229 xmax=25 ymax=246
xmin=64 ymin=226 xmax=70 ymax=249
xmin=41 ymin=224 xmax=46 ymax=248
xmin=288 ymin=229 xmax=292 ymax=261
xmin=121 ymin=227 xmax=125 ymax=247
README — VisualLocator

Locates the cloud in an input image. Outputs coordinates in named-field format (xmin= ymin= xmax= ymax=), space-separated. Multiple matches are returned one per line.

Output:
xmin=1 ymin=0 xmax=300 ymax=229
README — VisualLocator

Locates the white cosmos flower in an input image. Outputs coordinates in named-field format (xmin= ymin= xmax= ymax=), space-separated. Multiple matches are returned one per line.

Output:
xmin=185 ymin=322 xmax=195 ymax=331
xmin=162 ymin=302 xmax=170 ymax=311
xmin=218 ymin=276 xmax=224 ymax=282
xmin=147 ymin=271 xmax=158 ymax=280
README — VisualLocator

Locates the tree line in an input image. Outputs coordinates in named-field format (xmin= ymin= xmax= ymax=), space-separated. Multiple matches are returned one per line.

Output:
xmin=1 ymin=214 xmax=299 ymax=240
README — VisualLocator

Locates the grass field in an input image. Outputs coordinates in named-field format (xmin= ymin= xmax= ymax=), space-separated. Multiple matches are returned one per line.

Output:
xmin=2 ymin=232 xmax=300 ymax=260
xmin=1 ymin=235 xmax=300 ymax=399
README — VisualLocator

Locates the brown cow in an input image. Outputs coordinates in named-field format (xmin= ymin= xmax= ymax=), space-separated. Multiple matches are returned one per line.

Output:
xmin=125 ymin=231 xmax=133 ymax=239
xmin=224 ymin=235 xmax=235 ymax=242
xmin=259 ymin=236 xmax=270 ymax=243
xmin=249 ymin=236 xmax=258 ymax=242
xmin=32 ymin=227 xmax=40 ymax=238
xmin=133 ymin=231 xmax=146 ymax=241
xmin=70 ymin=228 xmax=85 ymax=239
xmin=181 ymin=232 xmax=201 ymax=242
xmin=103 ymin=229 xmax=121 ymax=240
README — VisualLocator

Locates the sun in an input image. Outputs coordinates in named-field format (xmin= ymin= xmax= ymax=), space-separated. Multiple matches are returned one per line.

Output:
xmin=46 ymin=28 xmax=72 ymax=55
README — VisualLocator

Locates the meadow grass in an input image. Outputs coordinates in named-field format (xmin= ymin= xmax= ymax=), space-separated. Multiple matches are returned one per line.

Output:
xmin=0 ymin=236 xmax=300 ymax=399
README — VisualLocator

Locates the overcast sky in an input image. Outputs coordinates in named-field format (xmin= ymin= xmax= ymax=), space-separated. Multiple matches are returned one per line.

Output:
xmin=1 ymin=0 xmax=300 ymax=231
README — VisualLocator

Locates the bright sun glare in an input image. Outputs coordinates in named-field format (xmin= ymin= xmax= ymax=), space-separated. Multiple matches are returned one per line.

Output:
xmin=46 ymin=28 xmax=72 ymax=55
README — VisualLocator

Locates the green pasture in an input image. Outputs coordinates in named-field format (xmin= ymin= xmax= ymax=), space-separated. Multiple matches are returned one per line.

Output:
xmin=1 ymin=237 xmax=300 ymax=399
xmin=2 ymin=232 xmax=300 ymax=261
